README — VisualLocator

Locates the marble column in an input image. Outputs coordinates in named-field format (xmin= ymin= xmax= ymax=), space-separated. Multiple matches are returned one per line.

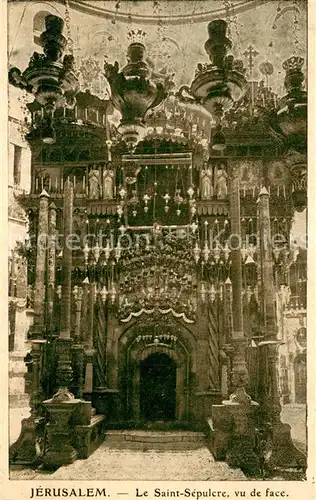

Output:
xmin=257 ymin=186 xmax=306 ymax=473
xmin=84 ymin=282 xmax=96 ymax=400
xmin=47 ymin=201 xmax=56 ymax=334
xmin=72 ymin=285 xmax=84 ymax=398
xmin=55 ymin=178 xmax=75 ymax=396
xmin=221 ymin=170 xmax=260 ymax=476
xmin=210 ymin=167 xmax=260 ymax=476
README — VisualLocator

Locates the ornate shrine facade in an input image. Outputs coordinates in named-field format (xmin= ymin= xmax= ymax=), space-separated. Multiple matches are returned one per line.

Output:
xmin=8 ymin=4 xmax=307 ymax=477
xmin=19 ymin=90 xmax=304 ymax=426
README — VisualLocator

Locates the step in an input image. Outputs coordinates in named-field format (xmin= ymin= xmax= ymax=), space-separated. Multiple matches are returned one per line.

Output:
xmin=103 ymin=430 xmax=206 ymax=451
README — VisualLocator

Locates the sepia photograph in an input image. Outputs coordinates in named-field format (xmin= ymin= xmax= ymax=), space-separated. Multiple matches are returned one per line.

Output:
xmin=5 ymin=0 xmax=311 ymax=489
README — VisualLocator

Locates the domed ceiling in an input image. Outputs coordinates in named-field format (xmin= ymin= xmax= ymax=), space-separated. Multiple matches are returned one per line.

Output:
xmin=9 ymin=0 xmax=307 ymax=95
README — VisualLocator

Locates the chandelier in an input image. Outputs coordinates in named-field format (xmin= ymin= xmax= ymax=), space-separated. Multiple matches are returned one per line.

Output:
xmin=186 ymin=19 xmax=247 ymax=151
xmin=104 ymin=29 xmax=167 ymax=152
xmin=274 ymin=56 xmax=307 ymax=153
xmin=9 ymin=15 xmax=79 ymax=145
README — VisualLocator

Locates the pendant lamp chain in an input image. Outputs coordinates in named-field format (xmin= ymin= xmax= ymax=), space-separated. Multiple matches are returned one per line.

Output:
xmin=64 ymin=0 xmax=74 ymax=55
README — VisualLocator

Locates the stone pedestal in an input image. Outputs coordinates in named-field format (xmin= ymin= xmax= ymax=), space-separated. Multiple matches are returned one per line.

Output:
xmin=258 ymin=341 xmax=306 ymax=474
xmin=209 ymin=392 xmax=261 ymax=477
xmin=42 ymin=397 xmax=82 ymax=467
xmin=9 ymin=336 xmax=46 ymax=465
xmin=9 ymin=415 xmax=46 ymax=465
xmin=223 ymin=394 xmax=261 ymax=477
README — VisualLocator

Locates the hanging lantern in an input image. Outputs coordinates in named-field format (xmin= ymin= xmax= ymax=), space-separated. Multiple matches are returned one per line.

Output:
xmin=117 ymin=205 xmax=124 ymax=217
xmin=201 ymin=282 xmax=207 ymax=303
xmin=119 ymin=186 xmax=127 ymax=199
xmin=203 ymin=242 xmax=211 ymax=262
xmin=188 ymin=19 xmax=247 ymax=149
xmin=193 ymin=242 xmax=201 ymax=264
xmin=213 ymin=243 xmax=221 ymax=263
xmin=104 ymin=241 xmax=111 ymax=262
xmin=92 ymin=242 xmax=100 ymax=263
xmin=274 ymin=56 xmax=307 ymax=153
xmin=187 ymin=186 xmax=194 ymax=199
xmin=143 ymin=193 xmax=150 ymax=213
xmin=83 ymin=243 xmax=90 ymax=266
xmin=9 ymin=15 xmax=79 ymax=144
xmin=115 ymin=242 xmax=122 ymax=262
xmin=223 ymin=242 xmax=230 ymax=262
xmin=104 ymin=30 xmax=167 ymax=151
xmin=110 ymin=286 xmax=116 ymax=304
xmin=163 ymin=193 xmax=170 ymax=213
xmin=100 ymin=285 xmax=108 ymax=304
xmin=209 ymin=284 xmax=216 ymax=303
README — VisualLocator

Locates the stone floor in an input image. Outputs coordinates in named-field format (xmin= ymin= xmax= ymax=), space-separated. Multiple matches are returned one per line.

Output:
xmin=9 ymin=403 xmax=307 ymax=481
xmin=10 ymin=447 xmax=246 ymax=481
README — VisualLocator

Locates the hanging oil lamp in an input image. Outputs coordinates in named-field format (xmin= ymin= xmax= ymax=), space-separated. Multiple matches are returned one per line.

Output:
xmin=9 ymin=15 xmax=79 ymax=144
xmin=189 ymin=20 xmax=247 ymax=150
xmin=104 ymin=30 xmax=167 ymax=152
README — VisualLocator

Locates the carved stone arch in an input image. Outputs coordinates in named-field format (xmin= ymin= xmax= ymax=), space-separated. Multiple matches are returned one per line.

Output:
xmin=117 ymin=313 xmax=198 ymax=372
xmin=117 ymin=316 xmax=197 ymax=423
xmin=133 ymin=344 xmax=185 ymax=367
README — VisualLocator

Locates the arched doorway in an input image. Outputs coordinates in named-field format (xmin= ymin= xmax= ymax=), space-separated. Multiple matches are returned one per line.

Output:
xmin=140 ymin=353 xmax=177 ymax=421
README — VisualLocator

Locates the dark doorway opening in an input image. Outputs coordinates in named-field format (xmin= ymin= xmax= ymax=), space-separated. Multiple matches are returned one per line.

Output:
xmin=140 ymin=352 xmax=176 ymax=421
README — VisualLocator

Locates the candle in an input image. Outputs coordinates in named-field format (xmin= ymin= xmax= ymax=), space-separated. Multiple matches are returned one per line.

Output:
xmin=36 ymin=178 xmax=38 ymax=191
xmin=85 ymin=108 xmax=88 ymax=121
xmin=96 ymin=110 xmax=99 ymax=123
xmin=55 ymin=178 xmax=58 ymax=191
xmin=83 ymin=176 xmax=85 ymax=191
xmin=243 ymin=185 xmax=246 ymax=197
xmin=75 ymin=106 xmax=78 ymax=119
xmin=283 ymin=185 xmax=286 ymax=198
xmin=277 ymin=185 xmax=280 ymax=197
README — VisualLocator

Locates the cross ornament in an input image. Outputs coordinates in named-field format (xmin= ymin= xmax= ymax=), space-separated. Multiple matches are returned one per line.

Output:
xmin=243 ymin=45 xmax=259 ymax=76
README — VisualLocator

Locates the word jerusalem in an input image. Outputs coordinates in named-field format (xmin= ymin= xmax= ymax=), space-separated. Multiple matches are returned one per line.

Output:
xmin=30 ymin=488 xmax=107 ymax=498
